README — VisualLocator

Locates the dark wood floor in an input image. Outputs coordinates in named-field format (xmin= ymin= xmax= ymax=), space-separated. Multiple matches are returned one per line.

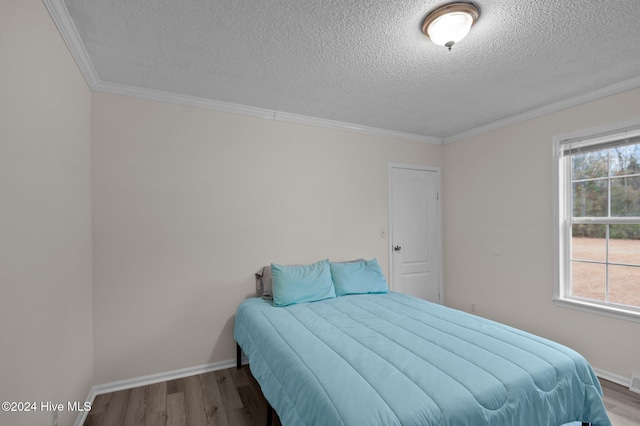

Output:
xmin=600 ymin=379 xmax=640 ymax=426
xmin=84 ymin=366 xmax=640 ymax=426
xmin=84 ymin=366 xmax=280 ymax=426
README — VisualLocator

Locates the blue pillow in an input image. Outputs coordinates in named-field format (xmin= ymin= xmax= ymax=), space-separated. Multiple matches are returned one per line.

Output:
xmin=329 ymin=258 xmax=389 ymax=296
xmin=271 ymin=260 xmax=336 ymax=307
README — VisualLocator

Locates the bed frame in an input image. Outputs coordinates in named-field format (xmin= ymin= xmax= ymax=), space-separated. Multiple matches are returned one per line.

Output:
xmin=236 ymin=343 xmax=590 ymax=426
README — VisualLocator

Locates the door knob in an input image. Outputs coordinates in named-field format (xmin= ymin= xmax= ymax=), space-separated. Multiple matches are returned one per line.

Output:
xmin=394 ymin=245 xmax=402 ymax=251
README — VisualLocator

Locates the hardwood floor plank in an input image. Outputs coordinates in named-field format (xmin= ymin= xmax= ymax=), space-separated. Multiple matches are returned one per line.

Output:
xmin=145 ymin=381 xmax=167 ymax=425
xmin=84 ymin=392 xmax=110 ymax=426
xmin=214 ymin=369 xmax=243 ymax=410
xmin=144 ymin=411 xmax=167 ymax=426
xmin=228 ymin=365 xmax=251 ymax=387
xmin=236 ymin=382 xmax=280 ymax=426
xmin=167 ymin=378 xmax=184 ymax=395
xmin=600 ymin=380 xmax=640 ymax=426
xmin=166 ymin=392 xmax=186 ymax=426
xmin=225 ymin=407 xmax=255 ymax=426
xmin=604 ymin=394 xmax=640 ymax=425
xmin=183 ymin=375 xmax=209 ymax=425
xmin=146 ymin=381 xmax=166 ymax=412
xmin=198 ymin=371 xmax=230 ymax=426
xmin=90 ymin=393 xmax=111 ymax=415
xmin=123 ymin=385 xmax=148 ymax=426
xmin=602 ymin=379 xmax=640 ymax=400
xmin=83 ymin=412 xmax=105 ymax=426
xmin=101 ymin=389 xmax=130 ymax=426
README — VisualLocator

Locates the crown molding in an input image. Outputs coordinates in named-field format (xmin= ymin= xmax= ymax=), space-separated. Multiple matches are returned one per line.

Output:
xmin=41 ymin=0 xmax=640 ymax=147
xmin=94 ymin=81 xmax=277 ymax=120
xmin=443 ymin=75 xmax=640 ymax=144
xmin=93 ymin=82 xmax=442 ymax=143
xmin=43 ymin=0 xmax=441 ymax=144
xmin=43 ymin=0 xmax=99 ymax=87
xmin=273 ymin=111 xmax=443 ymax=144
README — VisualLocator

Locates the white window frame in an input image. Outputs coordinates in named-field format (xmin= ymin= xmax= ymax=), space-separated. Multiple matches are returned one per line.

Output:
xmin=553 ymin=119 xmax=640 ymax=323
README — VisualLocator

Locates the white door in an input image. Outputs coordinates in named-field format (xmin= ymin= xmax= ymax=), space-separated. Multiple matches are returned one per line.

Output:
xmin=389 ymin=165 xmax=441 ymax=303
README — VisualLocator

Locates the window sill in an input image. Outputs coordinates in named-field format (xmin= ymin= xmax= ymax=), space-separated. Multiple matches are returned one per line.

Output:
xmin=553 ymin=297 xmax=640 ymax=323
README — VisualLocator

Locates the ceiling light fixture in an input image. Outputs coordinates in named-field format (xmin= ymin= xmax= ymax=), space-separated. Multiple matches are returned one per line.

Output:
xmin=422 ymin=2 xmax=479 ymax=51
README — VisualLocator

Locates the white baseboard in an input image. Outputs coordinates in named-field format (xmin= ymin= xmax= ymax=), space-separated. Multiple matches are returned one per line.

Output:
xmin=74 ymin=356 xmax=248 ymax=426
xmin=593 ymin=367 xmax=632 ymax=388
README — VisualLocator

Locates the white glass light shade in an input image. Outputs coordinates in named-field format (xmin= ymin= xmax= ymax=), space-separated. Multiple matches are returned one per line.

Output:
xmin=422 ymin=3 xmax=479 ymax=49
xmin=427 ymin=12 xmax=474 ymax=46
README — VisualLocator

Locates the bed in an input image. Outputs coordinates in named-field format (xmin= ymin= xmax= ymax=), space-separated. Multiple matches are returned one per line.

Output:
xmin=234 ymin=260 xmax=611 ymax=426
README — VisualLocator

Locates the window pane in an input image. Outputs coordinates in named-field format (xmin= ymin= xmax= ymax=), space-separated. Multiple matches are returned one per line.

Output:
xmin=609 ymin=227 xmax=640 ymax=264
xmin=571 ymin=225 xmax=606 ymax=262
xmin=610 ymin=144 xmax=640 ymax=176
xmin=609 ymin=265 xmax=640 ymax=308
xmin=572 ymin=180 xmax=608 ymax=217
xmin=572 ymin=150 xmax=608 ymax=180
xmin=571 ymin=261 xmax=606 ymax=302
xmin=611 ymin=176 xmax=640 ymax=217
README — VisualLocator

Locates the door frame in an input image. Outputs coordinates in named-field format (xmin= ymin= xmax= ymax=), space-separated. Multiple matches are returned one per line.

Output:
xmin=388 ymin=163 xmax=443 ymax=302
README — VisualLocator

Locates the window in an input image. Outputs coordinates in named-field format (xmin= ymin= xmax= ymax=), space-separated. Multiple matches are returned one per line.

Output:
xmin=555 ymin=125 xmax=640 ymax=320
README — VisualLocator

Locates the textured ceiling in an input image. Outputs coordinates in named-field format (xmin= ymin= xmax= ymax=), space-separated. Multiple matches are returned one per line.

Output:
xmin=60 ymin=0 xmax=640 ymax=139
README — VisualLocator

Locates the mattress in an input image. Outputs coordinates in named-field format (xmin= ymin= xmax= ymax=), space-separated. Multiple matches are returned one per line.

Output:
xmin=234 ymin=292 xmax=611 ymax=426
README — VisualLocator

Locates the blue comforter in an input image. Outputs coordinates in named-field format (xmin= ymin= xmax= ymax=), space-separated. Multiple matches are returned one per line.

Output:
xmin=234 ymin=293 xmax=610 ymax=426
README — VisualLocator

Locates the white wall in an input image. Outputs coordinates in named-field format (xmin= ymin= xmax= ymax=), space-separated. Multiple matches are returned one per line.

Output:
xmin=91 ymin=92 xmax=442 ymax=384
xmin=443 ymin=88 xmax=640 ymax=382
xmin=0 ymin=1 xmax=93 ymax=426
